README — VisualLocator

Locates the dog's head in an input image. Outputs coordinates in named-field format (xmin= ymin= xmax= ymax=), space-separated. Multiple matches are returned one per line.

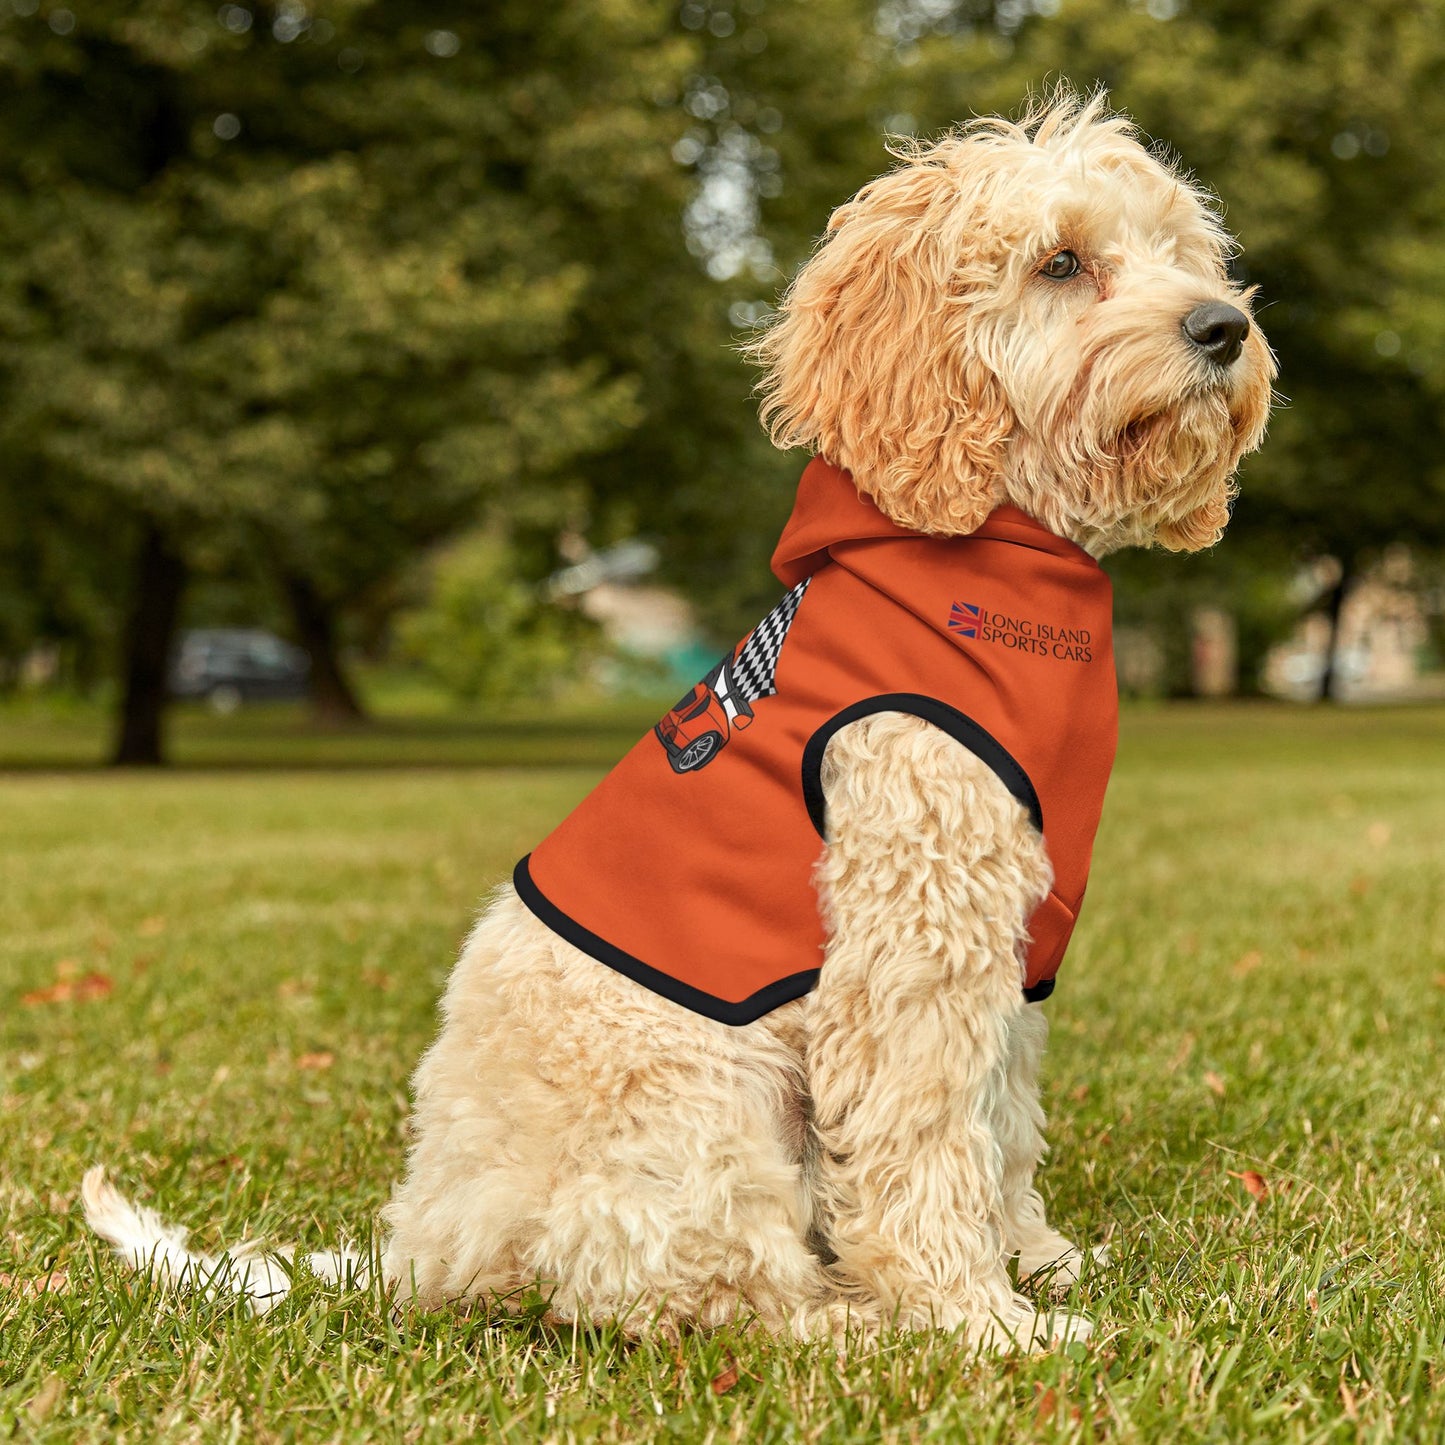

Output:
xmin=750 ymin=90 xmax=1275 ymax=554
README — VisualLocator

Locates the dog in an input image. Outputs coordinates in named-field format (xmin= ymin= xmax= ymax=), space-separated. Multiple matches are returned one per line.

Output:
xmin=85 ymin=90 xmax=1274 ymax=1351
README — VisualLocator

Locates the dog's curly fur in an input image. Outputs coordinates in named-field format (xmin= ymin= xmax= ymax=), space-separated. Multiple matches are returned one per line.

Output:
xmin=85 ymin=90 xmax=1274 ymax=1351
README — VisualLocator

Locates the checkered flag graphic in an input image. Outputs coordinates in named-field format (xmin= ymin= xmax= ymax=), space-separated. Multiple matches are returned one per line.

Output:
xmin=731 ymin=578 xmax=810 ymax=703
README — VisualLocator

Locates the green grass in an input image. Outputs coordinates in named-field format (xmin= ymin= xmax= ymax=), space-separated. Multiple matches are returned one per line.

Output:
xmin=2 ymin=702 xmax=1444 ymax=1442
xmin=0 ymin=685 xmax=675 ymax=771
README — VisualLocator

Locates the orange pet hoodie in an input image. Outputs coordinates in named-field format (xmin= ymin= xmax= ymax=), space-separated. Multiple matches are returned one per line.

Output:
xmin=517 ymin=458 xmax=1119 ymax=1025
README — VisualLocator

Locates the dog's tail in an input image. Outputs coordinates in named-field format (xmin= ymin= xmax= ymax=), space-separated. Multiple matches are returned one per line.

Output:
xmin=81 ymin=1165 xmax=368 ymax=1315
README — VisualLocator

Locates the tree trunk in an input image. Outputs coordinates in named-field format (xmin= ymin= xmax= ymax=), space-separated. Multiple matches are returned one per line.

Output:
xmin=281 ymin=571 xmax=367 ymax=725
xmin=1317 ymin=556 xmax=1355 ymax=703
xmin=112 ymin=524 xmax=187 ymax=766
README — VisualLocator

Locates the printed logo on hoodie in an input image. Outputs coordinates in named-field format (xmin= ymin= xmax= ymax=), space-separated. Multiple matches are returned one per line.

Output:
xmin=948 ymin=600 xmax=1094 ymax=662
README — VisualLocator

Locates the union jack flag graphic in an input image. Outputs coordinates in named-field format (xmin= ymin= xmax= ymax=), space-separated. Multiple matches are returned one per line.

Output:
xmin=948 ymin=601 xmax=981 ymax=640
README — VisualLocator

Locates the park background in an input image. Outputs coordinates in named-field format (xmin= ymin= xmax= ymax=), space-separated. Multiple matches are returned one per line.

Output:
xmin=3 ymin=3 xmax=1445 ymax=1443
xmin=2 ymin=0 xmax=1445 ymax=756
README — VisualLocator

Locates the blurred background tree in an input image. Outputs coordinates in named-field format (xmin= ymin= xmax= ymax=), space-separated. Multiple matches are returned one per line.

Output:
xmin=1 ymin=0 xmax=1442 ymax=761
xmin=0 ymin=0 xmax=699 ymax=758
xmin=394 ymin=531 xmax=600 ymax=706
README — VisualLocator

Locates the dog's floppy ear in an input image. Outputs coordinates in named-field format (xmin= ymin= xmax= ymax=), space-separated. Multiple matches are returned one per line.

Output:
xmin=749 ymin=150 xmax=1012 ymax=536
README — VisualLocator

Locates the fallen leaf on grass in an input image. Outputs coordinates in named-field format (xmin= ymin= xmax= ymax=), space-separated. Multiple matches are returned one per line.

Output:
xmin=138 ymin=915 xmax=167 ymax=937
xmin=361 ymin=969 xmax=394 ymax=992
xmin=1228 ymin=1169 xmax=1269 ymax=1201
xmin=711 ymin=1357 xmax=740 ymax=1396
xmin=1204 ymin=1071 xmax=1227 ymax=1098
xmin=1433 ymin=974 xmax=1445 ymax=990
xmin=1232 ymin=950 xmax=1263 ymax=977
xmin=1365 ymin=822 xmax=1391 ymax=849
xmin=295 ymin=1051 xmax=334 ymax=1071
xmin=1033 ymin=1385 xmax=1086 ymax=1427
xmin=21 ymin=983 xmax=66 ymax=1007
xmin=1070 ymin=1084 xmax=1090 ymax=1103
xmin=21 ymin=972 xmax=114 ymax=1006
xmin=0 ymin=1268 xmax=70 ymax=1299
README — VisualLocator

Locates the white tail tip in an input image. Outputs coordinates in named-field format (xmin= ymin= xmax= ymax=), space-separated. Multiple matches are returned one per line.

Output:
xmin=81 ymin=1166 xmax=368 ymax=1314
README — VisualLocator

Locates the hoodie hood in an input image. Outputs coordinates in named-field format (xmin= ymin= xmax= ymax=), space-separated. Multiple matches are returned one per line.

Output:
xmin=771 ymin=458 xmax=913 ymax=587
xmin=771 ymin=457 xmax=1098 ymax=588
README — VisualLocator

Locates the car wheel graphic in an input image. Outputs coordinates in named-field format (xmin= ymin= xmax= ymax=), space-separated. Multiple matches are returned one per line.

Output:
xmin=675 ymin=731 xmax=723 ymax=771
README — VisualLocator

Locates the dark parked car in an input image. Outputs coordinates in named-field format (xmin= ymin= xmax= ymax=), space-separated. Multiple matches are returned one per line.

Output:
xmin=169 ymin=629 xmax=310 ymax=712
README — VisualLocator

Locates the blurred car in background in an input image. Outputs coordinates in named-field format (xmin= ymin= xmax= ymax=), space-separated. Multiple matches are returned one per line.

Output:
xmin=169 ymin=629 xmax=310 ymax=713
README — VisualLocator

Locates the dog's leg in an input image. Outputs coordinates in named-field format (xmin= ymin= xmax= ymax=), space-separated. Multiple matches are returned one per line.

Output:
xmin=994 ymin=1006 xmax=1100 ymax=1290
xmin=383 ymin=890 xmax=830 ymax=1336
xmin=804 ymin=713 xmax=1090 ymax=1350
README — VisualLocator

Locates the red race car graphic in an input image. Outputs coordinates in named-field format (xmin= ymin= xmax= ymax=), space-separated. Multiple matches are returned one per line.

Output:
xmin=653 ymin=579 xmax=810 ymax=774
xmin=655 ymin=654 xmax=754 ymax=773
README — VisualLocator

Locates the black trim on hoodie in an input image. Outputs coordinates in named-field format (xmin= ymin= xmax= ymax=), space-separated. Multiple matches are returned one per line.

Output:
xmin=515 ymin=697 xmax=1055 ymax=1023
xmin=802 ymin=694 xmax=1055 ymax=1005
xmin=800 ymin=693 xmax=1044 ymax=837
xmin=513 ymin=855 xmax=821 ymax=1027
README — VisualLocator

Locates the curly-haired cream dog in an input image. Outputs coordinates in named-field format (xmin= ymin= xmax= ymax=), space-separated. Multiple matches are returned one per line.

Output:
xmin=85 ymin=92 xmax=1273 ymax=1350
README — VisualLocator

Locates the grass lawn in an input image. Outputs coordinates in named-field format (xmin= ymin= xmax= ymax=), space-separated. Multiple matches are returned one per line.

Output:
xmin=2 ymin=701 xmax=1443 ymax=1442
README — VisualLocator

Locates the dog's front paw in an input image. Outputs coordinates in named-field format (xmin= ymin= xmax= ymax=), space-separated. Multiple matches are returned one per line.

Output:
xmin=1018 ymin=1240 xmax=1110 ymax=1293
xmin=973 ymin=1295 xmax=1093 ymax=1353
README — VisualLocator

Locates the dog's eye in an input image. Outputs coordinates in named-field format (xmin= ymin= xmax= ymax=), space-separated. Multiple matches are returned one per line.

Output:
xmin=1040 ymin=250 xmax=1081 ymax=280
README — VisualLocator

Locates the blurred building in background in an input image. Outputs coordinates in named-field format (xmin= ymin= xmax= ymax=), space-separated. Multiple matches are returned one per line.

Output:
xmin=1262 ymin=550 xmax=1441 ymax=702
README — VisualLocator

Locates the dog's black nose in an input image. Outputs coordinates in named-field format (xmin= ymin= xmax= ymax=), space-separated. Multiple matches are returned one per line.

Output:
xmin=1182 ymin=302 xmax=1250 ymax=367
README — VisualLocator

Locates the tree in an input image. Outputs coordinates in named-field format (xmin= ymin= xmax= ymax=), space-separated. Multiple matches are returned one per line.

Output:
xmin=0 ymin=1 xmax=700 ymax=759
xmin=507 ymin=0 xmax=892 ymax=641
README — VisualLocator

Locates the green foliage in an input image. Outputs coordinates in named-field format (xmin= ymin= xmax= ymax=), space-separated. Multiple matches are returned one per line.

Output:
xmin=395 ymin=533 xmax=598 ymax=705
xmin=0 ymin=0 xmax=892 ymax=691
xmin=0 ymin=1 xmax=683 ymax=613
xmin=576 ymin=0 xmax=890 ymax=641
